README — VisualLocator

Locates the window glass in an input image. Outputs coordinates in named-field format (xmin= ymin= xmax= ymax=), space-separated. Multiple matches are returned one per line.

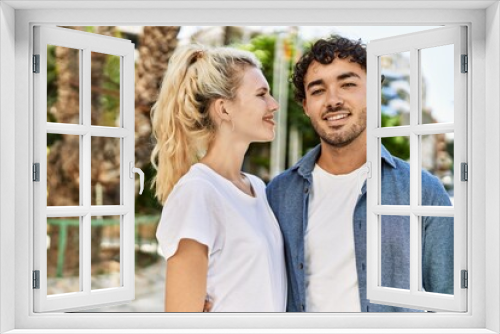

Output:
xmin=47 ymin=134 xmax=80 ymax=206
xmin=47 ymin=217 xmax=81 ymax=295
xmin=421 ymin=133 xmax=455 ymax=206
xmin=91 ymin=52 xmax=121 ymax=127
xmin=420 ymin=216 xmax=454 ymax=295
xmin=91 ymin=215 xmax=121 ymax=290
xmin=91 ymin=137 xmax=121 ymax=206
xmin=381 ymin=136 xmax=410 ymax=205
xmin=381 ymin=51 xmax=410 ymax=127
xmin=420 ymin=45 xmax=454 ymax=124
xmin=380 ymin=215 xmax=410 ymax=290
xmin=47 ymin=45 xmax=80 ymax=124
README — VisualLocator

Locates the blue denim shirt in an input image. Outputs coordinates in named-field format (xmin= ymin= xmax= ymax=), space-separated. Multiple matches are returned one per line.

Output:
xmin=266 ymin=144 xmax=453 ymax=312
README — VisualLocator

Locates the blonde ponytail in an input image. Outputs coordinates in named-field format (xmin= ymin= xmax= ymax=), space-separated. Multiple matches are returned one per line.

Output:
xmin=151 ymin=44 xmax=261 ymax=203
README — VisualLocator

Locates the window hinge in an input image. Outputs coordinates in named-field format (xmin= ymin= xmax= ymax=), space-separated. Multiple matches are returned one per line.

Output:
xmin=461 ymin=270 xmax=468 ymax=289
xmin=33 ymin=163 xmax=40 ymax=182
xmin=33 ymin=270 xmax=40 ymax=289
xmin=461 ymin=162 xmax=468 ymax=181
xmin=461 ymin=54 xmax=468 ymax=73
xmin=33 ymin=54 xmax=40 ymax=73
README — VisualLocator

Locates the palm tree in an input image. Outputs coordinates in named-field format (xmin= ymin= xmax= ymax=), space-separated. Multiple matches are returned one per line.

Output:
xmin=46 ymin=26 xmax=182 ymax=278
xmin=134 ymin=26 xmax=181 ymax=171
xmin=46 ymin=26 xmax=85 ymax=276
xmin=47 ymin=26 xmax=122 ymax=276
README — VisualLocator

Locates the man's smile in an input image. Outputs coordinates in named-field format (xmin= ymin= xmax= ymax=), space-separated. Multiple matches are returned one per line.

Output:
xmin=322 ymin=112 xmax=351 ymax=126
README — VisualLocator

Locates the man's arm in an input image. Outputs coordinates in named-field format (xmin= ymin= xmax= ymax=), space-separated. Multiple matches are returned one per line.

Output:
xmin=421 ymin=172 xmax=454 ymax=295
xmin=422 ymin=215 xmax=454 ymax=294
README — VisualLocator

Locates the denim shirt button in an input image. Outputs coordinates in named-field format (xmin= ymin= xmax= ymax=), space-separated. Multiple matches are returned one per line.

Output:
xmin=362 ymin=263 xmax=366 ymax=271
xmin=304 ymin=187 xmax=309 ymax=194
xmin=299 ymin=263 xmax=304 ymax=270
xmin=301 ymin=304 xmax=305 ymax=311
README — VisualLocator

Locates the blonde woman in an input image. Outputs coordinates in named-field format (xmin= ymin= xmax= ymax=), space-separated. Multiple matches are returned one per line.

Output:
xmin=152 ymin=45 xmax=286 ymax=312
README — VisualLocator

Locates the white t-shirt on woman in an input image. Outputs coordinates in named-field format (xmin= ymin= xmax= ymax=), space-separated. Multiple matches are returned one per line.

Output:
xmin=156 ymin=163 xmax=287 ymax=312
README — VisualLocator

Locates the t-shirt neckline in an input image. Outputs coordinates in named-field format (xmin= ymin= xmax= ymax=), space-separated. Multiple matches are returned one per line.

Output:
xmin=195 ymin=163 xmax=258 ymax=200
xmin=314 ymin=163 xmax=365 ymax=180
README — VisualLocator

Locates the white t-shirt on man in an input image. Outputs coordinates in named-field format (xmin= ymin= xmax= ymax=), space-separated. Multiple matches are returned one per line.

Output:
xmin=305 ymin=164 xmax=366 ymax=312
xmin=156 ymin=163 xmax=287 ymax=312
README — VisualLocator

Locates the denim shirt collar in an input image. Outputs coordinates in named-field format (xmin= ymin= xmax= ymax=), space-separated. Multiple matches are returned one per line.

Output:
xmin=293 ymin=143 xmax=397 ymax=180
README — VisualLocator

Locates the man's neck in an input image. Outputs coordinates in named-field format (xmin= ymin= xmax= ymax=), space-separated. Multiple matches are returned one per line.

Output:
xmin=316 ymin=135 xmax=367 ymax=175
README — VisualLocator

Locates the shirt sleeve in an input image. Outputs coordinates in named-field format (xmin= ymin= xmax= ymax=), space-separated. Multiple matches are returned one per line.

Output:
xmin=156 ymin=179 xmax=224 ymax=261
xmin=421 ymin=171 xmax=454 ymax=294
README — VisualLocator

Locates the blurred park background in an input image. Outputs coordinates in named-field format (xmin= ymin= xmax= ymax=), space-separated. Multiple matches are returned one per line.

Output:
xmin=45 ymin=25 xmax=454 ymax=312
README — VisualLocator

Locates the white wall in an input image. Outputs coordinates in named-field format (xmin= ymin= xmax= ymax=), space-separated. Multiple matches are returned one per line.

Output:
xmin=485 ymin=2 xmax=500 ymax=333
xmin=0 ymin=1 xmax=16 ymax=333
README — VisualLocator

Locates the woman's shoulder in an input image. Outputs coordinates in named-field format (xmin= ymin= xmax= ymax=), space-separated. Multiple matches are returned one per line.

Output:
xmin=168 ymin=164 xmax=223 ymax=201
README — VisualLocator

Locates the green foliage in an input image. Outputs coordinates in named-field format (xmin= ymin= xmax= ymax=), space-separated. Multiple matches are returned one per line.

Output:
xmin=248 ymin=148 xmax=271 ymax=169
xmin=135 ymin=163 xmax=163 ymax=213
xmin=47 ymin=133 xmax=63 ymax=147
xmin=380 ymin=114 xmax=410 ymax=161
xmin=241 ymin=31 xmax=410 ymax=162
xmin=380 ymin=73 xmax=410 ymax=161
xmin=47 ymin=45 xmax=63 ymax=147
xmin=237 ymin=33 xmax=319 ymax=161
xmin=99 ymin=54 xmax=121 ymax=126
xmin=237 ymin=34 xmax=276 ymax=91
xmin=81 ymin=27 xmax=122 ymax=127
xmin=47 ymin=45 xmax=58 ymax=121
xmin=381 ymin=113 xmax=400 ymax=128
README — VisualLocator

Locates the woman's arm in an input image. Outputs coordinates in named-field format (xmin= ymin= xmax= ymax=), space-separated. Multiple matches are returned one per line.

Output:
xmin=165 ymin=238 xmax=209 ymax=312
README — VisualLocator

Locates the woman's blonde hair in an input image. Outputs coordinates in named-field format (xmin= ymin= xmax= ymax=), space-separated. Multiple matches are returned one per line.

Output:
xmin=150 ymin=44 xmax=261 ymax=203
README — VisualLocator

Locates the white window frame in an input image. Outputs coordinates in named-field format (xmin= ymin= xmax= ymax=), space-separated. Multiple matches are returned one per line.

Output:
xmin=32 ymin=25 xmax=136 ymax=312
xmin=366 ymin=26 xmax=467 ymax=312
xmin=1 ymin=1 xmax=499 ymax=333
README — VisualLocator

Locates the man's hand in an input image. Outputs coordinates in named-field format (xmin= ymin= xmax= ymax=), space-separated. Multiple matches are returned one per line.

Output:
xmin=203 ymin=296 xmax=212 ymax=312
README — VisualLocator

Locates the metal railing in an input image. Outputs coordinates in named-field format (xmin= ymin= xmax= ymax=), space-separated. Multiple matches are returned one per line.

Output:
xmin=47 ymin=215 xmax=160 ymax=277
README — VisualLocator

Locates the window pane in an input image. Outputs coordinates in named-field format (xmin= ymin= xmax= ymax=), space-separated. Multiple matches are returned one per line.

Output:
xmin=380 ymin=215 xmax=410 ymax=290
xmin=91 ymin=137 xmax=121 ymax=205
xmin=47 ymin=45 xmax=80 ymax=124
xmin=47 ymin=134 xmax=80 ymax=206
xmin=420 ymin=45 xmax=454 ymax=124
xmin=381 ymin=136 xmax=410 ymax=205
xmin=421 ymin=133 xmax=454 ymax=206
xmin=421 ymin=216 xmax=454 ymax=295
xmin=91 ymin=216 xmax=121 ymax=290
xmin=91 ymin=52 xmax=121 ymax=127
xmin=83 ymin=215 xmax=163 ymax=312
xmin=47 ymin=217 xmax=81 ymax=295
xmin=380 ymin=51 xmax=410 ymax=127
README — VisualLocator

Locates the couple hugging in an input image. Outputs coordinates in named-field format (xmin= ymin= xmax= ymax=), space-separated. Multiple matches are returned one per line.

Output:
xmin=152 ymin=36 xmax=453 ymax=313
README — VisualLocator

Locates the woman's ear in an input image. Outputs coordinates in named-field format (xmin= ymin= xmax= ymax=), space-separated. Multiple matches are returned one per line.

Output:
xmin=213 ymin=98 xmax=231 ymax=121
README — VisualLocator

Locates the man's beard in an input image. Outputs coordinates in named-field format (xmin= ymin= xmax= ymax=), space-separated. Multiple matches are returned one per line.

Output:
xmin=310 ymin=107 xmax=367 ymax=148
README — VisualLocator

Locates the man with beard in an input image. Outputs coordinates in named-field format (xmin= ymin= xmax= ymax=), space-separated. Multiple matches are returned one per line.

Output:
xmin=266 ymin=36 xmax=454 ymax=312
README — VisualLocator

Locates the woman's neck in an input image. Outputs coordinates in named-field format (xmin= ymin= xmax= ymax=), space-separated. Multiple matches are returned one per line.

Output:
xmin=200 ymin=136 xmax=249 ymax=182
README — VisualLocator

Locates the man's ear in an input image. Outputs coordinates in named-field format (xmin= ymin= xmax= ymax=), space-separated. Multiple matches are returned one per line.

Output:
xmin=302 ymin=99 xmax=310 ymax=118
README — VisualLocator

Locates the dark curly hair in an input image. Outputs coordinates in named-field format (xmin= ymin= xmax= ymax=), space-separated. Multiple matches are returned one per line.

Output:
xmin=292 ymin=36 xmax=367 ymax=103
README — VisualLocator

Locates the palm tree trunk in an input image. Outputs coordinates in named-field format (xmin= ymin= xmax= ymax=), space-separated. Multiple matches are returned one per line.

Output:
xmin=134 ymin=26 xmax=181 ymax=170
